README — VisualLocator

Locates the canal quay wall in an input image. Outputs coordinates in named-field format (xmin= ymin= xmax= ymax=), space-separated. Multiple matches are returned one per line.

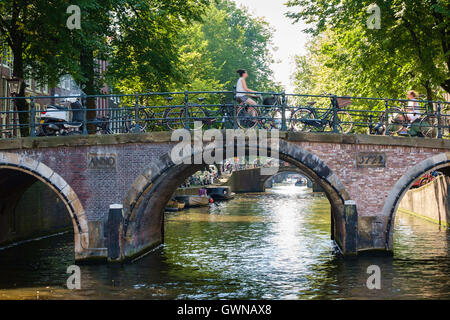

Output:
xmin=174 ymin=187 xmax=202 ymax=196
xmin=398 ymin=175 xmax=450 ymax=227
xmin=0 ymin=180 xmax=71 ymax=247
xmin=227 ymin=168 xmax=265 ymax=193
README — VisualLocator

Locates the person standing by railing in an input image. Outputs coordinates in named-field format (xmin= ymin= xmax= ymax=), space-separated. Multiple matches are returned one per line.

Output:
xmin=399 ymin=90 xmax=421 ymax=135
xmin=406 ymin=90 xmax=421 ymax=123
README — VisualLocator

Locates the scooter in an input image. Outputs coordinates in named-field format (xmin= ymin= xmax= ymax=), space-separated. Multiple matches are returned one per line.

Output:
xmin=37 ymin=99 xmax=84 ymax=136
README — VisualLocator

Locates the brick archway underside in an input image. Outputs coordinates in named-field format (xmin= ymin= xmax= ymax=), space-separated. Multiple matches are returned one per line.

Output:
xmin=0 ymin=152 xmax=89 ymax=259
xmin=383 ymin=152 xmax=450 ymax=250
xmin=121 ymin=141 xmax=350 ymax=261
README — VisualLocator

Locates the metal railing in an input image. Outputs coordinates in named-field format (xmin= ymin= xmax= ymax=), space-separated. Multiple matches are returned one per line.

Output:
xmin=0 ymin=90 xmax=449 ymax=139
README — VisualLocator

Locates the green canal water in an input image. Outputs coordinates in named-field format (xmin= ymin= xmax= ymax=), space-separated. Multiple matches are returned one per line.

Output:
xmin=0 ymin=185 xmax=449 ymax=299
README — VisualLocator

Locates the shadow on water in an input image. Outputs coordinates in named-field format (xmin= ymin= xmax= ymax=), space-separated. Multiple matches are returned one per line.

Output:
xmin=0 ymin=184 xmax=449 ymax=299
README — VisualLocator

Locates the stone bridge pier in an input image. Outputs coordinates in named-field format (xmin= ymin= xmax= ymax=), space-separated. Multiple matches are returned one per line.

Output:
xmin=1 ymin=132 xmax=449 ymax=263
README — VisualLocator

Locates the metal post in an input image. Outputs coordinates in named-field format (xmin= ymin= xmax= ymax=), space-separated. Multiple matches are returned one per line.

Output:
xmin=82 ymin=94 xmax=88 ymax=135
xmin=384 ymin=99 xmax=389 ymax=135
xmin=107 ymin=204 xmax=123 ymax=261
xmin=134 ymin=95 xmax=140 ymax=133
xmin=281 ymin=91 xmax=287 ymax=131
xmin=332 ymin=95 xmax=339 ymax=133
xmin=232 ymin=86 xmax=238 ymax=129
xmin=184 ymin=91 xmax=189 ymax=130
xmin=343 ymin=200 xmax=358 ymax=255
xmin=30 ymin=97 xmax=36 ymax=137
xmin=437 ymin=103 xmax=442 ymax=139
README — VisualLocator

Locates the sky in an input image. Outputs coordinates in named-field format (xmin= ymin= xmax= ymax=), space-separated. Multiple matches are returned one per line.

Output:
xmin=234 ymin=0 xmax=309 ymax=92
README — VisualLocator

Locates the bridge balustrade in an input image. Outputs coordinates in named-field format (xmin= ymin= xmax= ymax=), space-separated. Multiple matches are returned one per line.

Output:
xmin=0 ymin=91 xmax=449 ymax=139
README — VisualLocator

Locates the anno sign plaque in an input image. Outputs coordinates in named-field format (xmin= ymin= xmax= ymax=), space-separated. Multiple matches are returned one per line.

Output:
xmin=87 ymin=153 xmax=117 ymax=170
xmin=356 ymin=152 xmax=386 ymax=168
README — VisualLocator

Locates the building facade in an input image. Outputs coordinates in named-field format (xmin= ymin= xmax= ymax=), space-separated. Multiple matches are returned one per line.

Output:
xmin=0 ymin=48 xmax=114 ymax=137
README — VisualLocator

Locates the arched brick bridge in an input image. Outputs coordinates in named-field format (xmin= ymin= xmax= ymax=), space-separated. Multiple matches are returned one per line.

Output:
xmin=1 ymin=131 xmax=450 ymax=263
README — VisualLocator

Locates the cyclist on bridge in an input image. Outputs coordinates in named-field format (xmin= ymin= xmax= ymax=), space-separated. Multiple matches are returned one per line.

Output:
xmin=236 ymin=69 xmax=258 ymax=106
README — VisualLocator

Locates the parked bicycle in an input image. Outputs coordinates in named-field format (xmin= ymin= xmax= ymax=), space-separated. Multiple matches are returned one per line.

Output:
xmin=290 ymin=96 xmax=353 ymax=134
xmin=122 ymin=106 xmax=153 ymax=133
xmin=372 ymin=102 xmax=437 ymax=138
xmin=235 ymin=95 xmax=285 ymax=130
xmin=163 ymin=96 xmax=208 ymax=130
xmin=92 ymin=116 xmax=113 ymax=134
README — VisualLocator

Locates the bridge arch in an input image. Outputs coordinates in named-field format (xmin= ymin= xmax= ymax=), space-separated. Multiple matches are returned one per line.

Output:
xmin=383 ymin=152 xmax=450 ymax=251
xmin=122 ymin=140 xmax=350 ymax=261
xmin=260 ymin=167 xmax=313 ymax=189
xmin=0 ymin=152 xmax=89 ymax=260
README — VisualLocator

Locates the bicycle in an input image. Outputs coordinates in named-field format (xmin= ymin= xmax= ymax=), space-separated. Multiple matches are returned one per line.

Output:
xmin=203 ymin=101 xmax=237 ymax=129
xmin=163 ymin=97 xmax=208 ymax=130
xmin=235 ymin=95 xmax=285 ymax=130
xmin=122 ymin=105 xmax=153 ymax=133
xmin=376 ymin=103 xmax=437 ymax=138
xmin=290 ymin=97 xmax=353 ymax=134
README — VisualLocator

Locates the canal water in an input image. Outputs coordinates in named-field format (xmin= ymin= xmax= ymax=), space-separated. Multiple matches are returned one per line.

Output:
xmin=0 ymin=185 xmax=449 ymax=299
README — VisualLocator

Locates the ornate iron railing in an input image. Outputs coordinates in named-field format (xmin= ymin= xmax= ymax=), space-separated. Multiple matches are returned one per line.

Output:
xmin=0 ymin=90 xmax=449 ymax=139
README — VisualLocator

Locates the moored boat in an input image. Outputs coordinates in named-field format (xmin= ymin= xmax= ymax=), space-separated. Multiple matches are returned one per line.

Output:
xmin=174 ymin=195 xmax=211 ymax=208
xmin=165 ymin=200 xmax=185 ymax=212
xmin=206 ymin=186 xmax=235 ymax=201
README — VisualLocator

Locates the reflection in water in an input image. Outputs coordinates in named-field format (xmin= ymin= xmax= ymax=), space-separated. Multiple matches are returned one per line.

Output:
xmin=0 ymin=185 xmax=449 ymax=299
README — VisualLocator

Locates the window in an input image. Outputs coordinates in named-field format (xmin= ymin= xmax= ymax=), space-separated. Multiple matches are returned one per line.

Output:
xmin=1 ymin=48 xmax=13 ymax=71
xmin=1 ymin=78 xmax=7 ymax=111
xmin=35 ymin=81 xmax=47 ymax=94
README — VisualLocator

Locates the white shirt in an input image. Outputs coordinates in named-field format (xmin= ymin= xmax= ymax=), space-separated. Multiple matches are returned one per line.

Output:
xmin=407 ymin=100 xmax=421 ymax=122
xmin=236 ymin=78 xmax=245 ymax=97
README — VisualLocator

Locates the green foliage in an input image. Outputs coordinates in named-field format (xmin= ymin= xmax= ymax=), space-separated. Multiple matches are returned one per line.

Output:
xmin=108 ymin=0 xmax=210 ymax=94
xmin=1 ymin=0 xmax=278 ymax=97
xmin=287 ymin=0 xmax=450 ymax=100
xmin=0 ymin=0 xmax=76 ymax=86
xmin=168 ymin=0 xmax=279 ymax=93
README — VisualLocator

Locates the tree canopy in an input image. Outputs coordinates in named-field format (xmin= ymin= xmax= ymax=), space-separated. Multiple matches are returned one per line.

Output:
xmin=287 ymin=0 xmax=450 ymax=100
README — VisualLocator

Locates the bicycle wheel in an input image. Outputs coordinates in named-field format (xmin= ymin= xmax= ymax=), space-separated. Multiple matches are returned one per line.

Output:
xmin=383 ymin=107 xmax=405 ymax=136
xmin=164 ymin=107 xmax=185 ymax=130
xmin=290 ymin=108 xmax=314 ymax=132
xmin=269 ymin=109 xmax=283 ymax=130
xmin=419 ymin=115 xmax=438 ymax=138
xmin=124 ymin=109 xmax=150 ymax=132
xmin=326 ymin=111 xmax=353 ymax=134
xmin=188 ymin=106 xmax=207 ymax=129
xmin=236 ymin=105 xmax=258 ymax=129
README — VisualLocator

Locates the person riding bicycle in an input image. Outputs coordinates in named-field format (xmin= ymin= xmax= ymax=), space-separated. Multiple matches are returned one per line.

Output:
xmin=236 ymin=69 xmax=258 ymax=106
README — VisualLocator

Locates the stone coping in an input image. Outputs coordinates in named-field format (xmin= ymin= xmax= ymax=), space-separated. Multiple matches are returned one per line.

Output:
xmin=1 ymin=131 xmax=450 ymax=150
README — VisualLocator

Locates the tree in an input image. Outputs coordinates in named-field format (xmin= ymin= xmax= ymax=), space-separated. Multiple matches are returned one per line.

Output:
xmin=203 ymin=0 xmax=279 ymax=91
xmin=0 ymin=0 xmax=78 ymax=136
xmin=68 ymin=0 xmax=115 ymax=133
xmin=170 ymin=0 xmax=280 ymax=93
xmin=286 ymin=0 xmax=450 ymax=100
xmin=107 ymin=0 xmax=210 ymax=94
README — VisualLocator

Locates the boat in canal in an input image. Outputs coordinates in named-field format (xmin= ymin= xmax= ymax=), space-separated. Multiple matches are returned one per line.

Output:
xmin=295 ymin=179 xmax=306 ymax=187
xmin=165 ymin=200 xmax=185 ymax=212
xmin=206 ymin=186 xmax=235 ymax=201
xmin=174 ymin=195 xmax=211 ymax=208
